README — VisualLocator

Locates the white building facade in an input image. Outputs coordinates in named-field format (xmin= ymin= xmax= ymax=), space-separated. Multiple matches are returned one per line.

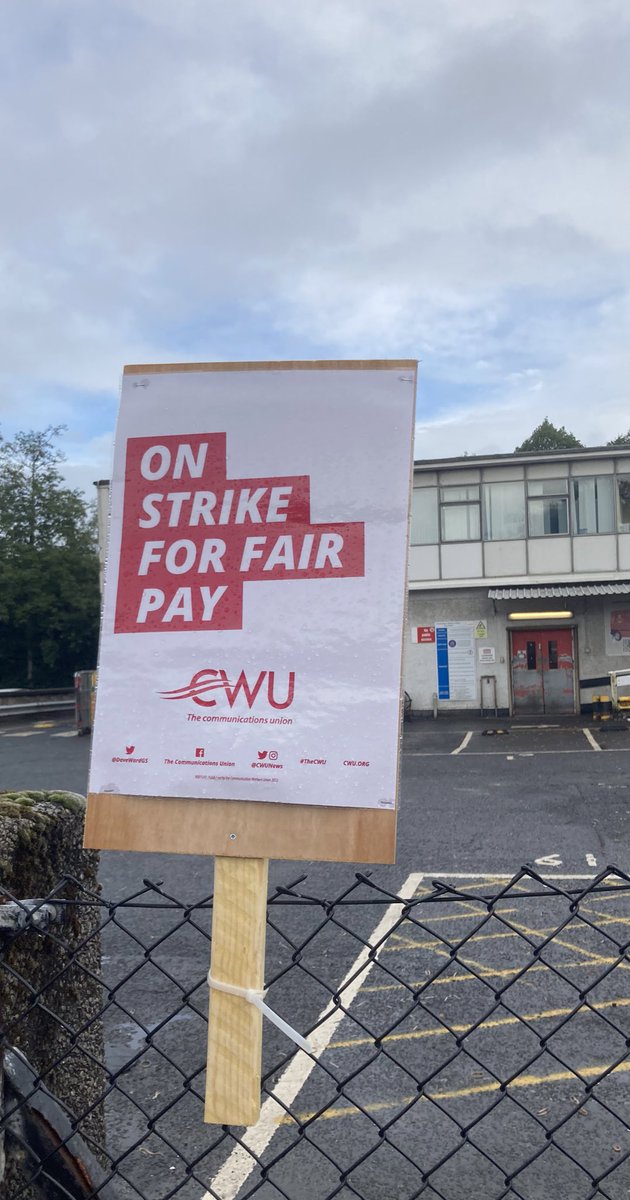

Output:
xmin=405 ymin=445 xmax=630 ymax=716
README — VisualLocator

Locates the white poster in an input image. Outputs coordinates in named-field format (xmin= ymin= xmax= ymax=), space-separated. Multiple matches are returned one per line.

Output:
xmin=436 ymin=621 xmax=476 ymax=701
xmin=605 ymin=602 xmax=630 ymax=658
xmin=89 ymin=362 xmax=416 ymax=810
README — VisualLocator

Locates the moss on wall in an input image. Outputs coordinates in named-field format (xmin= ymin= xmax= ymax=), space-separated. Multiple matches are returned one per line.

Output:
xmin=0 ymin=791 xmax=105 ymax=1192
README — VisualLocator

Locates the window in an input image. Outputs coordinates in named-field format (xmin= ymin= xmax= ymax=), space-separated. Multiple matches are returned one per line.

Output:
xmin=571 ymin=476 xmax=614 ymax=535
xmin=410 ymin=488 xmax=438 ymax=544
xmin=439 ymin=485 xmax=480 ymax=542
xmin=482 ymin=481 xmax=526 ymax=540
xmin=527 ymin=478 xmax=569 ymax=536
xmin=617 ymin=476 xmax=630 ymax=532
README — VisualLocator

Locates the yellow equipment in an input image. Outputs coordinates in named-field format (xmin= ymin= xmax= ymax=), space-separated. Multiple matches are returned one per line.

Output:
xmin=609 ymin=670 xmax=630 ymax=715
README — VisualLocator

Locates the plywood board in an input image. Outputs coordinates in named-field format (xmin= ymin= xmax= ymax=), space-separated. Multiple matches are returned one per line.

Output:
xmin=84 ymin=791 xmax=397 ymax=863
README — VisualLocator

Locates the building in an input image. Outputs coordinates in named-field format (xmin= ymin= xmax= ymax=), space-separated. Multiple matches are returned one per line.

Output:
xmin=405 ymin=444 xmax=630 ymax=716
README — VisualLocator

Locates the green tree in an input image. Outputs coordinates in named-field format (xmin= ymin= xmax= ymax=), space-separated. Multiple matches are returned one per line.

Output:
xmin=607 ymin=430 xmax=630 ymax=446
xmin=0 ymin=425 xmax=100 ymax=687
xmin=515 ymin=418 xmax=584 ymax=453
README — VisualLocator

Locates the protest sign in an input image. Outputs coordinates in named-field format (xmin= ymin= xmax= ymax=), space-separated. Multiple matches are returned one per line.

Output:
xmin=85 ymin=360 xmax=416 ymax=861
xmin=84 ymin=360 xmax=416 ymax=1125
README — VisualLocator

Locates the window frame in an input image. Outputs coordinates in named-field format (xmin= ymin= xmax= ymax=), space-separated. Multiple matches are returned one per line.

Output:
xmin=570 ymin=475 xmax=615 ymax=536
xmin=526 ymin=478 xmax=570 ymax=538
xmin=439 ymin=484 xmax=481 ymax=543
xmin=410 ymin=486 xmax=439 ymax=546
xmin=616 ymin=474 xmax=630 ymax=533
xmin=482 ymin=479 xmax=527 ymax=542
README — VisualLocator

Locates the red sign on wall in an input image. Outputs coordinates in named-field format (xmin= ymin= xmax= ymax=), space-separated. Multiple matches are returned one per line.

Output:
xmin=413 ymin=626 xmax=435 ymax=644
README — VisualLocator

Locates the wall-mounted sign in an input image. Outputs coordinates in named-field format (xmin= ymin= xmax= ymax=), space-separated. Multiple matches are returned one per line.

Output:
xmin=436 ymin=621 xmax=476 ymax=701
xmin=478 ymin=646 xmax=496 ymax=664
xmin=474 ymin=620 xmax=488 ymax=639
xmin=606 ymin=604 xmax=630 ymax=658
xmin=412 ymin=626 xmax=435 ymax=644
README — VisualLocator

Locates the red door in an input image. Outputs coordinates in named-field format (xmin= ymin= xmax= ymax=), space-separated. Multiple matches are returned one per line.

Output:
xmin=510 ymin=628 xmax=575 ymax=715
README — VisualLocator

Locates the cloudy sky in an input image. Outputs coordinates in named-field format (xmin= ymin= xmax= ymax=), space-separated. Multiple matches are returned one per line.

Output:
xmin=1 ymin=0 xmax=629 ymax=494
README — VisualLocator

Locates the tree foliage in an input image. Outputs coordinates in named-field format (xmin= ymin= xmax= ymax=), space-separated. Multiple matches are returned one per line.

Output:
xmin=516 ymin=418 xmax=630 ymax=452
xmin=515 ymin=418 xmax=584 ymax=453
xmin=0 ymin=425 xmax=100 ymax=687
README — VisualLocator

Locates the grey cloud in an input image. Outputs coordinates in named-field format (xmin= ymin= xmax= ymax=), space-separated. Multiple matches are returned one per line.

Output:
xmin=0 ymin=0 xmax=629 ymax=464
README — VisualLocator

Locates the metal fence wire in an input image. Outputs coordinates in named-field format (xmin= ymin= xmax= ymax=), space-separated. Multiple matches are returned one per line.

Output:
xmin=4 ymin=866 xmax=630 ymax=1199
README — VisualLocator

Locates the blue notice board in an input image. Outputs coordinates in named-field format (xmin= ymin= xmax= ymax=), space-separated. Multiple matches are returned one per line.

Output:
xmin=436 ymin=625 xmax=450 ymax=699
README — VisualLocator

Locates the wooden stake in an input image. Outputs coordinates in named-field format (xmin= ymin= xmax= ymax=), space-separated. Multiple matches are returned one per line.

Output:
xmin=204 ymin=856 xmax=269 ymax=1126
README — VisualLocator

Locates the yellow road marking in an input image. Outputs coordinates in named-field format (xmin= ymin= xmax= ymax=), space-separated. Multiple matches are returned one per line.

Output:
xmin=422 ymin=942 xmax=614 ymax=979
xmin=581 ymin=889 xmax=630 ymax=908
xmin=404 ymin=901 xmax=501 ymax=930
xmin=412 ymin=879 xmax=629 ymax=903
xmin=395 ymin=924 xmax=621 ymax=979
xmin=582 ymin=904 xmax=630 ymax=925
xmin=280 ymin=1058 xmax=630 ymax=1125
xmin=328 ymin=997 xmax=630 ymax=1049
xmin=385 ymin=930 xmax=514 ymax=952
xmin=376 ymin=887 xmax=630 ymax=990
xmin=413 ymin=879 xmax=516 ymax=897
xmin=412 ymin=879 xmax=532 ymax=900
xmin=386 ymin=907 xmax=521 ymax=944
xmin=361 ymin=955 xmax=630 ymax=992
xmin=383 ymin=911 xmax=630 ymax=956
xmin=506 ymin=919 xmax=616 ymax=967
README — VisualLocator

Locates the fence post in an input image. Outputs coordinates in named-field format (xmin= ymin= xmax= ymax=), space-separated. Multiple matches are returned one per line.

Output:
xmin=205 ymin=856 xmax=269 ymax=1125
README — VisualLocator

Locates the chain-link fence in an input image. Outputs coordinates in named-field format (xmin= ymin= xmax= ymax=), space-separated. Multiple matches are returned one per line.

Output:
xmin=3 ymin=866 xmax=630 ymax=1199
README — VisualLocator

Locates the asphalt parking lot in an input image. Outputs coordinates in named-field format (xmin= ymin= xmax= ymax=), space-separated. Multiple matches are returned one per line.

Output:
xmin=400 ymin=717 xmax=630 ymax=879
xmin=2 ymin=712 xmax=630 ymax=884
xmin=237 ymin=875 xmax=630 ymax=1199
xmin=2 ymin=713 xmax=630 ymax=1197
xmin=195 ymin=867 xmax=630 ymax=1200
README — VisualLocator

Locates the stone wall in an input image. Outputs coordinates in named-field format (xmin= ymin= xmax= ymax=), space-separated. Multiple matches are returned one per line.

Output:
xmin=0 ymin=791 xmax=104 ymax=1196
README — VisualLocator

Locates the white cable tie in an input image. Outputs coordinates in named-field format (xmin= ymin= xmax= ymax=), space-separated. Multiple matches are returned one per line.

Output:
xmin=208 ymin=973 xmax=312 ymax=1054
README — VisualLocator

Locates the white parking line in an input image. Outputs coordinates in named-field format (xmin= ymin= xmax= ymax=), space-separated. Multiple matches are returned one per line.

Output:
xmin=406 ymin=747 xmax=630 ymax=756
xmin=204 ymin=870 xmax=425 ymax=1200
xmin=583 ymin=728 xmax=602 ymax=751
xmin=451 ymin=731 xmax=473 ymax=755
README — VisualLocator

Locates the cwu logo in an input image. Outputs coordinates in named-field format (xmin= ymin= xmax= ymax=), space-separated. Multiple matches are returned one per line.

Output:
xmin=159 ymin=668 xmax=295 ymax=710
